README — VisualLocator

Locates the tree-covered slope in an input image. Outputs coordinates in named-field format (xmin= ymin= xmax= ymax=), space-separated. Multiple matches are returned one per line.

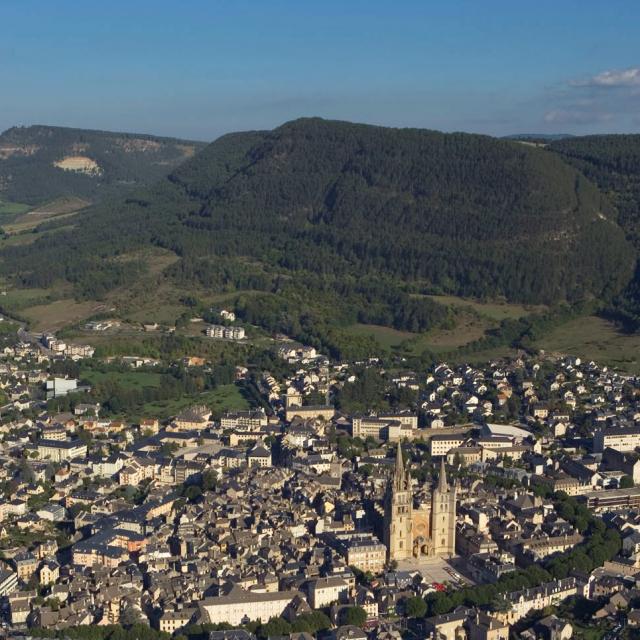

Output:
xmin=0 ymin=125 xmax=206 ymax=205
xmin=167 ymin=118 xmax=634 ymax=303
xmin=1 ymin=118 xmax=635 ymax=307
xmin=549 ymin=135 xmax=640 ymax=328
xmin=550 ymin=135 xmax=640 ymax=248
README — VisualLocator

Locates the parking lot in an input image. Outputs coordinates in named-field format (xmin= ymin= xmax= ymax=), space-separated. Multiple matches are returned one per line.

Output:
xmin=396 ymin=556 xmax=473 ymax=587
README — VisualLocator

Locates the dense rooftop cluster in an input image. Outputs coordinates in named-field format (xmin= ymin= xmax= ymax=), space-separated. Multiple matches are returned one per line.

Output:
xmin=2 ymin=328 xmax=640 ymax=639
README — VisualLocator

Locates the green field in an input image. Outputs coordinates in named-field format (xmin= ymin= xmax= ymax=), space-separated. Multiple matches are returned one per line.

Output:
xmin=137 ymin=384 xmax=249 ymax=419
xmin=438 ymin=314 xmax=640 ymax=372
xmin=0 ymin=200 xmax=31 ymax=215
xmin=28 ymin=196 xmax=90 ymax=215
xmin=345 ymin=295 xmax=548 ymax=357
xmin=345 ymin=323 xmax=416 ymax=349
xmin=0 ymin=232 xmax=42 ymax=248
xmin=426 ymin=294 xmax=546 ymax=321
xmin=535 ymin=315 xmax=640 ymax=374
xmin=344 ymin=304 xmax=640 ymax=373
xmin=346 ymin=316 xmax=492 ymax=355
xmin=21 ymin=299 xmax=110 ymax=331
xmin=80 ymin=368 xmax=164 ymax=388
xmin=0 ymin=286 xmax=63 ymax=313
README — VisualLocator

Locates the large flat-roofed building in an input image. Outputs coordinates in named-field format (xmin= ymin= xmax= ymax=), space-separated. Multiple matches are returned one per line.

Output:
xmin=482 ymin=423 xmax=532 ymax=441
xmin=285 ymin=405 xmax=335 ymax=422
xmin=476 ymin=436 xmax=515 ymax=450
xmin=198 ymin=588 xmax=302 ymax=626
xmin=353 ymin=413 xmax=419 ymax=440
xmin=593 ymin=427 xmax=640 ymax=453
xmin=352 ymin=416 xmax=419 ymax=441
xmin=45 ymin=377 xmax=78 ymax=398
xmin=220 ymin=410 xmax=267 ymax=430
xmin=430 ymin=434 xmax=466 ymax=457
xmin=378 ymin=411 xmax=418 ymax=429
xmin=36 ymin=439 xmax=87 ymax=462
xmin=352 ymin=416 xmax=394 ymax=439
xmin=206 ymin=325 xmax=245 ymax=340
xmin=531 ymin=472 xmax=582 ymax=497
xmin=579 ymin=486 xmax=640 ymax=511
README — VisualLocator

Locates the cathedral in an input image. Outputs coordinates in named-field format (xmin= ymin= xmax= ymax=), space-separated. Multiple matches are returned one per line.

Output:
xmin=384 ymin=442 xmax=456 ymax=561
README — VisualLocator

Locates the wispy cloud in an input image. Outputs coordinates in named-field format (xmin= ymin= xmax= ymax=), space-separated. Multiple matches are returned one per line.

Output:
xmin=570 ymin=67 xmax=640 ymax=88
xmin=542 ymin=66 xmax=640 ymax=131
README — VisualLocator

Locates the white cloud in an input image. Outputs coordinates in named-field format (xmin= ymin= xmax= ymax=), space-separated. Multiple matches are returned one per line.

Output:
xmin=540 ymin=66 xmax=640 ymax=131
xmin=570 ymin=67 xmax=640 ymax=88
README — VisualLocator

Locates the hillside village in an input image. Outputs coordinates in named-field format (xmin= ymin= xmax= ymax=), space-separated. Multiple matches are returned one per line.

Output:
xmin=1 ymin=326 xmax=640 ymax=640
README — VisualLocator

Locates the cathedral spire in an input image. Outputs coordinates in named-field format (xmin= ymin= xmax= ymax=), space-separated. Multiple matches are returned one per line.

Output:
xmin=437 ymin=456 xmax=448 ymax=492
xmin=394 ymin=441 xmax=404 ymax=488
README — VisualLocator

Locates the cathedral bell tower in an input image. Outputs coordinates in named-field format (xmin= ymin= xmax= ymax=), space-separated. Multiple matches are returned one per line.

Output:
xmin=383 ymin=446 xmax=457 ymax=562
xmin=384 ymin=441 xmax=413 ymax=562
xmin=430 ymin=456 xmax=456 ymax=557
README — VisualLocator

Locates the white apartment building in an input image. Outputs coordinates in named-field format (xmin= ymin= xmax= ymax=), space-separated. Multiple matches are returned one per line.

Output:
xmin=206 ymin=325 xmax=245 ymax=340
xmin=308 ymin=576 xmax=349 ymax=609
xmin=430 ymin=435 xmax=466 ymax=457
xmin=594 ymin=427 xmax=640 ymax=453
xmin=198 ymin=588 xmax=301 ymax=625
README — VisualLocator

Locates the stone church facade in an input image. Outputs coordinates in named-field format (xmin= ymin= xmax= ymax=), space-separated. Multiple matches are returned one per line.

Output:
xmin=384 ymin=443 xmax=456 ymax=561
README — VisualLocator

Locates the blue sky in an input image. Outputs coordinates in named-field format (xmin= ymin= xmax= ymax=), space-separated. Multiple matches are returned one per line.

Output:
xmin=1 ymin=0 xmax=639 ymax=140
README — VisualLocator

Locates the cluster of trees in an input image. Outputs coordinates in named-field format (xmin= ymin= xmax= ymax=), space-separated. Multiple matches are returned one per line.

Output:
xmin=335 ymin=368 xmax=389 ymax=413
xmin=29 ymin=624 xmax=169 ymax=640
xmin=181 ymin=611 xmax=332 ymax=640
xmin=425 ymin=563 xmax=552 ymax=616
xmin=226 ymin=271 xmax=453 ymax=360
xmin=49 ymin=363 xmax=237 ymax=416
xmin=167 ymin=118 xmax=631 ymax=304
xmin=544 ymin=493 xmax=621 ymax=579
xmin=404 ymin=596 xmax=428 ymax=618
xmin=91 ymin=334 xmax=246 ymax=363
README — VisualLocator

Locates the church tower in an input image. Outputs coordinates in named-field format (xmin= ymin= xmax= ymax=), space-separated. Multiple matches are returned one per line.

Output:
xmin=430 ymin=457 xmax=456 ymax=557
xmin=384 ymin=442 xmax=413 ymax=562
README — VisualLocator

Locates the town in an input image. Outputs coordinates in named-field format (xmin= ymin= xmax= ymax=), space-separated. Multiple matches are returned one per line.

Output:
xmin=0 ymin=322 xmax=639 ymax=640
xmin=2 ymin=2 xmax=640 ymax=639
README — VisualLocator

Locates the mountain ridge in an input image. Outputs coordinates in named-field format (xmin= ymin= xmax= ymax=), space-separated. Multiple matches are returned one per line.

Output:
xmin=1 ymin=117 xmax=634 ymax=310
xmin=0 ymin=124 xmax=207 ymax=205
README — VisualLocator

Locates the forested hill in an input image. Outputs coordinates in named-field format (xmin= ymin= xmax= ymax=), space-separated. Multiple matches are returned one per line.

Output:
xmin=0 ymin=118 xmax=635 ymax=307
xmin=0 ymin=125 xmax=206 ymax=204
xmin=549 ymin=135 xmax=640 ymax=328
xmin=550 ymin=135 xmax=640 ymax=249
